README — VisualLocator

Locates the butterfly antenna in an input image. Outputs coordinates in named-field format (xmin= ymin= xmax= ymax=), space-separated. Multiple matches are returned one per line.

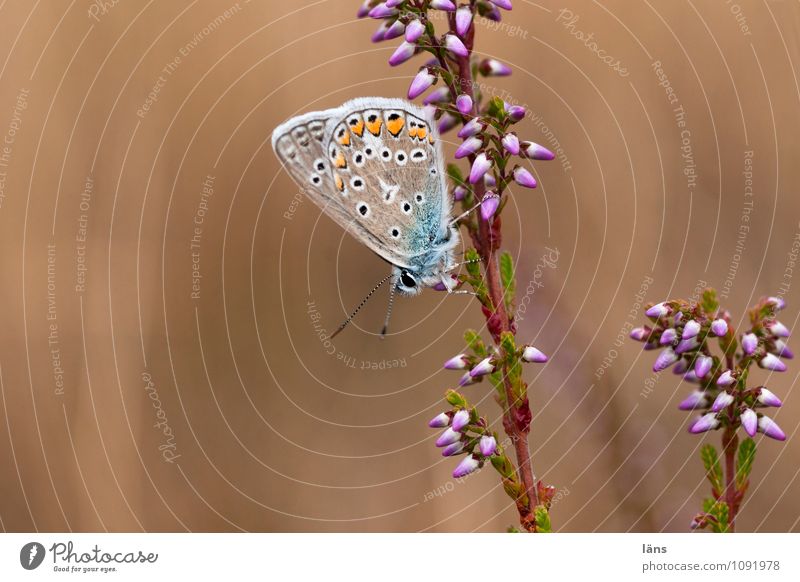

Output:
xmin=445 ymin=256 xmax=484 ymax=273
xmin=448 ymin=193 xmax=499 ymax=226
xmin=380 ymin=283 xmax=397 ymax=339
xmin=331 ymin=272 xmax=395 ymax=339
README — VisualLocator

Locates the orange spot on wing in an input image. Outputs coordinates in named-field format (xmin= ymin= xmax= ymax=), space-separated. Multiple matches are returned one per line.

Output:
xmin=386 ymin=116 xmax=405 ymax=137
xmin=350 ymin=119 xmax=365 ymax=137
xmin=366 ymin=117 xmax=382 ymax=136
xmin=334 ymin=174 xmax=344 ymax=192
xmin=337 ymin=131 xmax=351 ymax=146
xmin=334 ymin=152 xmax=348 ymax=169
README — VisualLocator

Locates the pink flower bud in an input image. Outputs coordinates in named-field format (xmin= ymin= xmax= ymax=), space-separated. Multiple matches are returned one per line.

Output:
xmin=479 ymin=58 xmax=512 ymax=77
xmin=502 ymin=133 xmax=520 ymax=155
xmin=646 ymin=302 xmax=670 ymax=318
xmin=389 ymin=41 xmax=416 ymax=66
xmin=479 ymin=435 xmax=497 ymax=457
xmin=757 ymin=387 xmax=782 ymax=408
xmin=451 ymin=409 xmax=471 ymax=431
xmin=742 ymin=333 xmax=758 ymax=355
xmin=469 ymin=357 xmax=494 ymax=378
xmin=711 ymin=391 xmax=734 ymax=413
xmin=513 ymin=166 xmax=537 ymax=188
xmin=458 ymin=117 xmax=484 ymax=138
xmin=455 ymin=6 xmax=472 ymax=37
xmin=506 ymin=104 xmax=526 ymax=121
xmin=453 ymin=185 xmax=468 ymax=201
xmin=695 ymin=355 xmax=713 ymax=378
xmin=759 ymin=353 xmax=787 ymax=372
xmin=423 ymin=86 xmax=450 ymax=105
xmin=483 ymin=173 xmax=496 ymax=188
xmin=480 ymin=193 xmax=499 ymax=221
xmin=469 ymin=153 xmax=492 ymax=183
xmin=758 ymin=415 xmax=786 ymax=441
xmin=405 ymin=19 xmax=425 ymax=43
xmin=458 ymin=371 xmax=475 ymax=386
xmin=357 ymin=1 xmax=372 ymax=18
xmin=741 ymin=408 xmax=757 ymax=436
xmin=716 ymin=370 xmax=735 ymax=386
xmin=444 ymin=353 xmax=468 ymax=370
xmin=682 ymin=320 xmax=701 ymax=339
xmin=428 ymin=412 xmax=451 ymax=428
xmin=383 ymin=19 xmax=406 ymax=40
xmin=689 ymin=413 xmax=720 ymax=434
xmin=452 ymin=455 xmax=480 ymax=478
xmin=442 ymin=441 xmax=465 ymax=456
xmin=455 ymin=136 xmax=482 ymax=159
xmin=767 ymin=296 xmax=786 ymax=311
xmin=630 ymin=326 xmax=651 ymax=341
xmin=659 ymin=328 xmax=677 ymax=345
xmin=711 ymin=319 xmax=728 ymax=336
xmin=675 ymin=337 xmax=700 ymax=354
xmin=522 ymin=346 xmax=548 ymax=363
xmin=369 ymin=3 xmax=398 ymax=19
xmin=521 ymin=141 xmax=555 ymax=160
xmin=653 ymin=347 xmax=678 ymax=372
xmin=768 ymin=321 xmax=790 ymax=337
xmin=437 ymin=113 xmax=458 ymax=133
xmin=456 ymin=94 xmax=473 ymax=114
xmin=678 ymin=390 xmax=707 ymax=411
xmin=444 ymin=34 xmax=468 ymax=57
xmin=431 ymin=0 xmax=456 ymax=10
xmin=772 ymin=339 xmax=794 ymax=359
xmin=436 ymin=427 xmax=462 ymax=447
xmin=408 ymin=68 xmax=435 ymax=99
xmin=490 ymin=0 xmax=513 ymax=9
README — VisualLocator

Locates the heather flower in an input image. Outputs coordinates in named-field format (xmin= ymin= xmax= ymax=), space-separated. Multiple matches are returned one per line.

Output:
xmin=711 ymin=319 xmax=728 ymax=336
xmin=675 ymin=337 xmax=700 ymax=354
xmin=490 ymin=0 xmax=513 ymax=9
xmin=742 ymin=333 xmax=758 ymax=355
xmin=678 ymin=390 xmax=707 ymax=410
xmin=653 ymin=347 xmax=679 ymax=371
xmin=405 ymin=19 xmax=425 ymax=43
xmin=453 ymin=455 xmax=480 ymax=478
xmin=458 ymin=118 xmax=485 ymax=138
xmin=758 ymin=415 xmax=786 ymax=441
xmin=470 ymin=357 xmax=495 ymax=377
xmin=456 ymin=94 xmax=473 ymax=114
xmin=512 ymin=166 xmax=537 ymax=188
xmin=480 ymin=193 xmax=499 ymax=220
xmin=682 ymin=320 xmax=701 ymax=338
xmin=453 ymin=185 xmax=468 ymax=201
xmin=767 ymin=296 xmax=786 ymax=310
xmin=356 ymin=0 xmax=372 ymax=18
xmin=436 ymin=427 xmax=462 ymax=447
xmin=458 ymin=371 xmax=475 ymax=386
xmin=673 ymin=358 xmax=689 ymax=374
xmin=741 ymin=408 xmax=758 ymax=437
xmin=716 ymin=370 xmax=735 ymax=386
xmin=695 ymin=355 xmax=713 ymax=378
xmin=646 ymin=302 xmax=670 ymax=318
xmin=768 ymin=321 xmax=790 ymax=337
xmin=772 ymin=339 xmax=794 ymax=359
xmin=442 ymin=441 xmax=465 ymax=456
xmin=759 ymin=353 xmax=787 ymax=372
xmin=452 ymin=409 xmax=471 ymax=431
xmin=521 ymin=141 xmax=555 ymax=160
xmin=502 ymin=133 xmax=520 ymax=155
xmin=659 ymin=328 xmax=677 ymax=345
xmin=444 ymin=353 xmax=469 ymax=369
xmin=369 ymin=4 xmax=398 ymax=19
xmin=437 ymin=112 xmax=459 ymax=133
xmin=757 ymin=387 xmax=782 ymax=407
xmin=469 ymin=153 xmax=493 ymax=183
xmin=506 ymin=104 xmax=526 ymax=121
xmin=429 ymin=412 xmax=451 ymax=428
xmin=455 ymin=6 xmax=472 ymax=37
xmin=521 ymin=346 xmax=548 ymax=363
xmin=444 ymin=34 xmax=468 ymax=57
xmin=483 ymin=173 xmax=496 ymax=188
xmin=479 ymin=58 xmax=512 ymax=77
xmin=389 ymin=41 xmax=416 ymax=66
xmin=689 ymin=413 xmax=720 ymax=434
xmin=423 ymin=86 xmax=451 ymax=105
xmin=383 ymin=20 xmax=406 ymax=40
xmin=431 ymin=0 xmax=456 ymax=10
xmin=479 ymin=435 xmax=497 ymax=456
xmin=408 ymin=68 xmax=435 ymax=99
xmin=711 ymin=392 xmax=734 ymax=413
xmin=630 ymin=326 xmax=650 ymax=341
xmin=455 ymin=136 xmax=482 ymax=159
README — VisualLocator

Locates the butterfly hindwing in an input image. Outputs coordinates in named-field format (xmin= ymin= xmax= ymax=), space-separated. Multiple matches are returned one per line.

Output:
xmin=323 ymin=97 xmax=450 ymax=269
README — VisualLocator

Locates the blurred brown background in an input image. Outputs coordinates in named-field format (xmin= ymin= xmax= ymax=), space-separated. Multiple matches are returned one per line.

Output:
xmin=0 ymin=0 xmax=799 ymax=532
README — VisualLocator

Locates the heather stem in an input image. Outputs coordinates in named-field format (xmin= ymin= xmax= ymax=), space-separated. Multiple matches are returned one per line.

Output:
xmin=722 ymin=427 xmax=739 ymax=532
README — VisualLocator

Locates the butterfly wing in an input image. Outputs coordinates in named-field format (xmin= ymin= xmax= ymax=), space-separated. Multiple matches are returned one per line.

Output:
xmin=322 ymin=97 xmax=452 ymax=270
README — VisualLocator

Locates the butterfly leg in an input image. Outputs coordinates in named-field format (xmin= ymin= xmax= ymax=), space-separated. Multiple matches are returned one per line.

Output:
xmin=439 ymin=273 xmax=478 ymax=297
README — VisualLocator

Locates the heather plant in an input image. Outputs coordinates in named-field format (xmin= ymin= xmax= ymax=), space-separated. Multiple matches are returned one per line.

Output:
xmin=631 ymin=289 xmax=789 ymax=532
xmin=359 ymin=0 xmax=556 ymax=532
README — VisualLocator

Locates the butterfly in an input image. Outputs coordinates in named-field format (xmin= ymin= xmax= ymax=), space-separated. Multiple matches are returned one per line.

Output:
xmin=271 ymin=97 xmax=464 ymax=336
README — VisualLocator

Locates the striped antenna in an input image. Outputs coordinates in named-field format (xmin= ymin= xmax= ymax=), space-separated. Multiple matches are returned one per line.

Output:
xmin=331 ymin=272 xmax=395 ymax=338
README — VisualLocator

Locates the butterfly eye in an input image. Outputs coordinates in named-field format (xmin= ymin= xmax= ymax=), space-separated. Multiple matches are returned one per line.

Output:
xmin=400 ymin=271 xmax=417 ymax=288
xmin=395 ymin=150 xmax=407 ymax=166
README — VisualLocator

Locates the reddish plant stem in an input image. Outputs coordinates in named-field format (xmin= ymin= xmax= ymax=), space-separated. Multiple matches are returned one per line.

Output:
xmin=721 ymin=427 xmax=739 ymax=532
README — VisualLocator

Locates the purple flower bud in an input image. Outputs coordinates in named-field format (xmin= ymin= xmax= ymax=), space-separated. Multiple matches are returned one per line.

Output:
xmin=428 ymin=412 xmax=451 ymax=428
xmin=711 ymin=391 xmax=734 ymax=413
xmin=716 ymin=370 xmax=736 ymax=386
xmin=469 ymin=153 xmax=493 ymax=184
xmin=757 ymin=387 xmax=782 ymax=408
xmin=405 ymin=19 xmax=425 ymax=43
xmin=423 ymin=86 xmax=450 ymax=105
xmin=479 ymin=58 xmax=512 ymax=77
xmin=458 ymin=118 xmax=484 ymax=138
xmin=479 ymin=435 xmax=497 ymax=457
xmin=742 ymin=332 xmax=758 ymax=355
xmin=675 ymin=337 xmax=700 ymax=354
xmin=408 ymin=68 xmax=435 ymax=99
xmin=513 ymin=166 xmax=537 ymax=188
xmin=758 ymin=415 xmax=786 ymax=441
xmin=653 ymin=347 xmax=679 ymax=372
xmin=695 ymin=355 xmax=713 ymax=378
xmin=455 ymin=136 xmax=482 ymax=159
xmin=674 ymin=311 xmax=684 ymax=324
xmin=444 ymin=34 xmax=468 ymax=57
xmin=470 ymin=357 xmax=494 ymax=377
xmin=453 ymin=185 xmax=468 ymax=201
xmin=455 ymin=6 xmax=472 ymax=37
xmin=385 ymin=0 xmax=403 ymax=6
xmin=689 ymin=413 xmax=720 ymax=434
xmin=483 ymin=173 xmax=496 ymax=188
xmin=502 ymin=133 xmax=520 ymax=155
xmin=458 ymin=371 xmax=475 ymax=386
xmin=646 ymin=302 xmax=670 ymax=318
xmin=433 ymin=275 xmax=459 ymax=292
xmin=369 ymin=3 xmax=399 ymax=19
xmin=389 ymin=41 xmax=416 ymax=66
xmin=683 ymin=370 xmax=701 ymax=384
xmin=484 ymin=5 xmax=502 ymax=21
xmin=522 ymin=346 xmax=548 ymax=363
xmin=506 ymin=105 xmax=526 ymax=121
xmin=357 ymin=1 xmax=372 ymax=18
xmin=767 ymin=296 xmax=786 ymax=311
xmin=673 ymin=358 xmax=689 ymax=374
xmin=480 ymin=193 xmax=499 ymax=221
xmin=371 ymin=22 xmax=389 ymax=43
xmin=521 ymin=141 xmax=555 ymax=160
xmin=441 ymin=441 xmax=465 ymax=456
xmin=682 ymin=320 xmax=701 ymax=339
xmin=437 ymin=113 xmax=459 ymax=133
xmin=768 ymin=321 xmax=790 ymax=337
xmin=431 ymin=0 xmax=456 ymax=10
xmin=444 ymin=353 xmax=468 ymax=370
xmin=711 ymin=319 xmax=728 ymax=336
xmin=490 ymin=0 xmax=513 ymax=9
xmin=452 ymin=455 xmax=480 ymax=478
xmin=759 ymin=353 xmax=787 ymax=372
xmin=630 ymin=326 xmax=651 ymax=341
xmin=678 ymin=390 xmax=707 ymax=410
xmin=741 ymin=408 xmax=758 ymax=437
xmin=456 ymin=94 xmax=473 ymax=114
xmin=436 ymin=427 xmax=462 ymax=447
xmin=451 ymin=409 xmax=471 ymax=431
xmin=772 ymin=339 xmax=794 ymax=359
xmin=383 ymin=19 xmax=406 ymax=40
xmin=659 ymin=328 xmax=677 ymax=345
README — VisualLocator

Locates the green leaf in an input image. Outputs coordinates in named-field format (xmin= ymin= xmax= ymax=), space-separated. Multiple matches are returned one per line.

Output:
xmin=506 ymin=526 xmax=521 ymax=533
xmin=499 ymin=252 xmax=516 ymax=311
xmin=445 ymin=389 xmax=466 ymax=408
xmin=487 ymin=96 xmax=506 ymax=119
xmin=736 ymin=438 xmax=757 ymax=490
xmin=500 ymin=331 xmax=516 ymax=359
xmin=465 ymin=248 xmax=482 ymax=279
xmin=534 ymin=505 xmax=552 ymax=533
xmin=702 ymin=497 xmax=715 ymax=514
xmin=463 ymin=329 xmax=487 ymax=358
xmin=709 ymin=501 xmax=730 ymax=533
xmin=446 ymin=163 xmax=464 ymax=186
xmin=701 ymin=288 xmax=719 ymax=316
xmin=490 ymin=453 xmax=516 ymax=479
xmin=700 ymin=444 xmax=724 ymax=496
